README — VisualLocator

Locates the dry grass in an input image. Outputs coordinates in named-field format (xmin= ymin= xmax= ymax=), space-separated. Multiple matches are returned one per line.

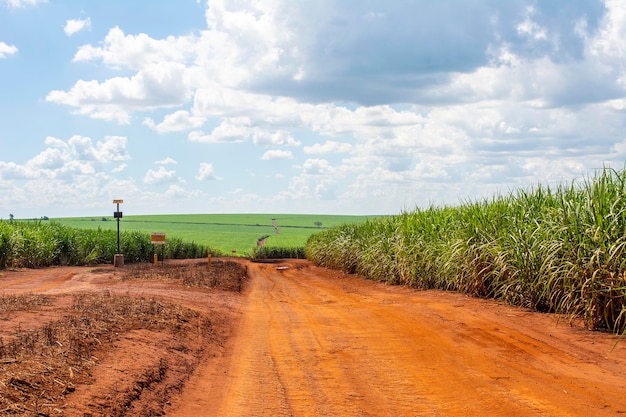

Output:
xmin=0 ymin=294 xmax=52 ymax=313
xmin=0 ymin=292 xmax=212 ymax=416
xmin=0 ymin=260 xmax=249 ymax=416
xmin=122 ymin=260 xmax=248 ymax=292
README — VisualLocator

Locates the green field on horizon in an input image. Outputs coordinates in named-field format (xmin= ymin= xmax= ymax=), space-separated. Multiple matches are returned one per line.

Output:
xmin=53 ymin=213 xmax=381 ymax=256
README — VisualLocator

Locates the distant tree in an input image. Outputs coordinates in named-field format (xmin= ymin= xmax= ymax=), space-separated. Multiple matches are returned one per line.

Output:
xmin=102 ymin=217 xmax=109 ymax=222
xmin=314 ymin=221 xmax=323 ymax=228
xmin=9 ymin=214 xmax=14 ymax=221
xmin=41 ymin=216 xmax=49 ymax=220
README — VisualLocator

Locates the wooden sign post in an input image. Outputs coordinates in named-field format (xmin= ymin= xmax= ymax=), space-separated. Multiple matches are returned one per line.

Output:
xmin=151 ymin=232 xmax=166 ymax=266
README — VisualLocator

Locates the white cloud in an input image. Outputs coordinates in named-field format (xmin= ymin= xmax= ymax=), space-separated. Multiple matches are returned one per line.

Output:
xmin=517 ymin=7 xmax=547 ymax=41
xmin=261 ymin=150 xmax=292 ymax=160
xmin=303 ymin=140 xmax=353 ymax=154
xmin=2 ymin=0 xmax=46 ymax=8
xmin=304 ymin=140 xmax=352 ymax=154
xmin=279 ymin=166 xmax=337 ymax=201
xmin=155 ymin=157 xmax=177 ymax=165
xmin=44 ymin=136 xmax=69 ymax=149
xmin=0 ymin=136 xmax=220 ymax=216
xmin=48 ymin=1 xmax=616 ymax=122
xmin=303 ymin=159 xmax=332 ymax=175
xmin=201 ymin=0 xmax=301 ymax=85
xmin=253 ymin=130 xmax=300 ymax=147
xmin=73 ymin=26 xmax=196 ymax=70
xmin=143 ymin=166 xmax=177 ymax=185
xmin=46 ymin=62 xmax=191 ymax=123
xmin=589 ymin=0 xmax=626 ymax=60
xmin=0 ymin=42 xmax=17 ymax=58
xmin=161 ymin=184 xmax=200 ymax=199
xmin=64 ymin=17 xmax=91 ymax=37
xmin=94 ymin=136 xmax=130 ymax=162
xmin=0 ymin=135 xmax=130 ymax=181
xmin=112 ymin=164 xmax=127 ymax=173
xmin=190 ymin=87 xmax=288 ymax=119
xmin=28 ymin=147 xmax=65 ymax=170
xmin=196 ymin=162 xmax=217 ymax=181
xmin=28 ymin=1 xmax=626 ymax=215
xmin=144 ymin=110 xmax=205 ymax=133
xmin=188 ymin=117 xmax=252 ymax=143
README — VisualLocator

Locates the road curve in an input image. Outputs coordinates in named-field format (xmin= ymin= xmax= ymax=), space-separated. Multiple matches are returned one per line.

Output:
xmin=170 ymin=260 xmax=626 ymax=416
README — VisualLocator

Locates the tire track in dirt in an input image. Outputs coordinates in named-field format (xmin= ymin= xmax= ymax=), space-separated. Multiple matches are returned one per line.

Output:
xmin=31 ymin=271 xmax=78 ymax=292
xmin=0 ymin=267 xmax=86 ymax=294
xmin=169 ymin=261 xmax=626 ymax=416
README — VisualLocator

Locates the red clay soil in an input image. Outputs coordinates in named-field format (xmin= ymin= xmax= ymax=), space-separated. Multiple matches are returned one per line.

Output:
xmin=1 ymin=258 xmax=626 ymax=416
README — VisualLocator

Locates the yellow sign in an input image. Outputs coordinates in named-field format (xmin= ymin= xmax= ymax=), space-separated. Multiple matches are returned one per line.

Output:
xmin=151 ymin=232 xmax=166 ymax=244
xmin=113 ymin=199 xmax=124 ymax=204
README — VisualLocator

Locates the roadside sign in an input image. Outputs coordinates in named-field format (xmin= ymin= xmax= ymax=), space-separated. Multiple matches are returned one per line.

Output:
xmin=151 ymin=232 xmax=166 ymax=244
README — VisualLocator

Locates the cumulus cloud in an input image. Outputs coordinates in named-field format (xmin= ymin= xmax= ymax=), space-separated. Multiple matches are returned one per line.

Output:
xmin=94 ymin=136 xmax=130 ymax=162
xmin=2 ymin=0 xmax=46 ymax=8
xmin=253 ymin=130 xmax=300 ymax=147
xmin=73 ymin=26 xmax=196 ymax=70
xmin=155 ymin=157 xmax=177 ymax=165
xmin=196 ymin=162 xmax=217 ymax=181
xmin=144 ymin=111 xmax=205 ymax=133
xmin=188 ymin=117 xmax=252 ymax=143
xmin=0 ymin=42 xmax=17 ymax=58
xmin=0 ymin=135 xmax=129 ymax=187
xmin=143 ymin=166 xmax=177 ymax=185
xmin=517 ymin=6 xmax=548 ymax=41
xmin=47 ymin=1 xmax=613 ymax=118
xmin=261 ymin=150 xmax=293 ymax=160
xmin=303 ymin=159 xmax=332 ymax=175
xmin=37 ymin=1 xmax=626 ymax=214
xmin=112 ymin=164 xmax=127 ymax=173
xmin=303 ymin=141 xmax=352 ymax=154
xmin=64 ymin=17 xmax=91 ymax=36
xmin=0 ymin=134 xmax=216 ymax=216
xmin=46 ymin=62 xmax=191 ymax=123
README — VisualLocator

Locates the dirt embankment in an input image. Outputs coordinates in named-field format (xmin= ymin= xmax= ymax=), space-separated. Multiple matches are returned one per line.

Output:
xmin=0 ymin=260 xmax=247 ymax=416
xmin=1 ymin=259 xmax=625 ymax=416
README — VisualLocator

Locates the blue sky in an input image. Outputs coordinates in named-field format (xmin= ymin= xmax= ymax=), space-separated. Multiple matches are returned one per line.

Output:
xmin=1 ymin=0 xmax=625 ymax=218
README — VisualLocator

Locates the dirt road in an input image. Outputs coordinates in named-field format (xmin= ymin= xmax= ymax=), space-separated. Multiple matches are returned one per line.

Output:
xmin=170 ymin=260 xmax=626 ymax=416
xmin=1 ymin=259 xmax=625 ymax=415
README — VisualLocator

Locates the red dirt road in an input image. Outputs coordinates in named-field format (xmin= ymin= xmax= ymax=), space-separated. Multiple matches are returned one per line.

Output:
xmin=1 ymin=259 xmax=625 ymax=416
xmin=170 ymin=260 xmax=626 ymax=416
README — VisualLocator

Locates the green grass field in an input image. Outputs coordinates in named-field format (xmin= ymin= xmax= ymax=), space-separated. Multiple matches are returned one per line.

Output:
xmin=53 ymin=213 xmax=381 ymax=256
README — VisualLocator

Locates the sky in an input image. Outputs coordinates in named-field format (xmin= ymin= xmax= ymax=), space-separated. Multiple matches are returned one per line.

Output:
xmin=1 ymin=0 xmax=626 ymax=218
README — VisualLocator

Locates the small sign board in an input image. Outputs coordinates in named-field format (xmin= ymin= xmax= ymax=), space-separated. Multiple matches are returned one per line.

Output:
xmin=151 ymin=232 xmax=166 ymax=244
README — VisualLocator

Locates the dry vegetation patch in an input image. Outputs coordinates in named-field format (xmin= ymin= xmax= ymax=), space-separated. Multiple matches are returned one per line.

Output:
xmin=121 ymin=260 xmax=248 ymax=292
xmin=0 ymin=259 xmax=249 ymax=416
xmin=0 ymin=294 xmax=52 ymax=313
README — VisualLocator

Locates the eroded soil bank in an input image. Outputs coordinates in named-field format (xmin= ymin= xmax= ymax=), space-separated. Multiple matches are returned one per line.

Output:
xmin=0 ymin=259 xmax=247 ymax=416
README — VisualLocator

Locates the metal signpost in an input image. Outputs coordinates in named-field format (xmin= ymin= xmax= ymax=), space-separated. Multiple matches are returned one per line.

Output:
xmin=113 ymin=199 xmax=124 ymax=267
